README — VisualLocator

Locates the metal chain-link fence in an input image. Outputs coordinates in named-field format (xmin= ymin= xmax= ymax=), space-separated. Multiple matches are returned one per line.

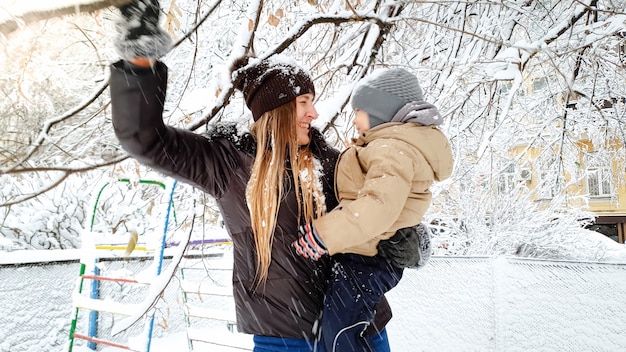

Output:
xmin=386 ymin=257 xmax=626 ymax=351
xmin=3 ymin=255 xmax=626 ymax=352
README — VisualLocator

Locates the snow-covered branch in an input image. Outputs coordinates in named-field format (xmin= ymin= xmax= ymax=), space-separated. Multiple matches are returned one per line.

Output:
xmin=2 ymin=0 xmax=625 ymax=253
xmin=0 ymin=0 xmax=132 ymax=36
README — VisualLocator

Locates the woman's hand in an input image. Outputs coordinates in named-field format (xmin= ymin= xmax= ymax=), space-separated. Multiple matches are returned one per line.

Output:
xmin=292 ymin=223 xmax=328 ymax=260
xmin=113 ymin=0 xmax=172 ymax=62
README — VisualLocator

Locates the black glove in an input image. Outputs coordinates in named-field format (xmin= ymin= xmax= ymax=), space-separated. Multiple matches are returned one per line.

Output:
xmin=292 ymin=223 xmax=328 ymax=260
xmin=113 ymin=0 xmax=173 ymax=60
xmin=377 ymin=223 xmax=432 ymax=269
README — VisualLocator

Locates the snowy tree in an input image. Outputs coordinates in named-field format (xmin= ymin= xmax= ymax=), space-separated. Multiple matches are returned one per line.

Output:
xmin=0 ymin=0 xmax=624 ymax=255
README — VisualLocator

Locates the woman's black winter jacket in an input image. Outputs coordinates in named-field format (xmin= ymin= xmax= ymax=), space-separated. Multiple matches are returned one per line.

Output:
xmin=108 ymin=60 xmax=391 ymax=340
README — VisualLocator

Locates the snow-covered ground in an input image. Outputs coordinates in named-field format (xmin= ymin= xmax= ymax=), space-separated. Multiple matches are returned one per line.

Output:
xmin=3 ymin=241 xmax=626 ymax=352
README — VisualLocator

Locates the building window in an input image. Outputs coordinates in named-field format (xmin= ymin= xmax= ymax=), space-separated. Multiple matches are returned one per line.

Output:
xmin=532 ymin=77 xmax=548 ymax=92
xmin=587 ymin=168 xmax=612 ymax=197
xmin=535 ymin=151 xmax=560 ymax=200
xmin=586 ymin=154 xmax=613 ymax=198
xmin=499 ymin=82 xmax=512 ymax=95
xmin=498 ymin=164 xmax=516 ymax=194
xmin=537 ymin=170 xmax=557 ymax=199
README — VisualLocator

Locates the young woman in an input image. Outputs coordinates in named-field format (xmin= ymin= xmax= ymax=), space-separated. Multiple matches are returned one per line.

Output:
xmin=293 ymin=68 xmax=454 ymax=351
xmin=107 ymin=2 xmax=392 ymax=350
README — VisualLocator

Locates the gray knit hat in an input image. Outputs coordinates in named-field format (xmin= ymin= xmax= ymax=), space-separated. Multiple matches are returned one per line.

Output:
xmin=351 ymin=68 xmax=424 ymax=128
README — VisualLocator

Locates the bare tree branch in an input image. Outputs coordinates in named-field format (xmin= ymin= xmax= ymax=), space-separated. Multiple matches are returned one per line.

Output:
xmin=0 ymin=78 xmax=110 ymax=174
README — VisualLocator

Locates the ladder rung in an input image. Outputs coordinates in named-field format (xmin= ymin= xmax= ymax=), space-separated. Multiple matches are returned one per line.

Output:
xmin=171 ymin=239 xmax=232 ymax=247
xmin=73 ymin=333 xmax=137 ymax=351
xmin=185 ymin=305 xmax=237 ymax=323
xmin=187 ymin=328 xmax=253 ymax=350
xmin=179 ymin=266 xmax=232 ymax=271
xmin=81 ymin=274 xmax=146 ymax=284
xmin=180 ymin=281 xmax=233 ymax=296
xmin=74 ymin=296 xmax=140 ymax=316
xmin=94 ymin=244 xmax=150 ymax=251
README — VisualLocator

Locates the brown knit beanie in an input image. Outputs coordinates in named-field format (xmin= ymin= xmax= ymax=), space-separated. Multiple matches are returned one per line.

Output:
xmin=231 ymin=55 xmax=315 ymax=121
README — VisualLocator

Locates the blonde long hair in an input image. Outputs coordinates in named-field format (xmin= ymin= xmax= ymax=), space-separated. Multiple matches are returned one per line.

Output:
xmin=247 ymin=101 xmax=325 ymax=284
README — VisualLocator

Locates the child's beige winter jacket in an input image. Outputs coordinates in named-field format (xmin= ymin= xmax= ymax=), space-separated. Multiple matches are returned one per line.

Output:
xmin=313 ymin=122 xmax=454 ymax=256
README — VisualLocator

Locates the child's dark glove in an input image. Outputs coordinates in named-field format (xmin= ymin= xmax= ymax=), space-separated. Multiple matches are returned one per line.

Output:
xmin=377 ymin=223 xmax=432 ymax=268
xmin=292 ymin=223 xmax=328 ymax=260
xmin=113 ymin=0 xmax=173 ymax=61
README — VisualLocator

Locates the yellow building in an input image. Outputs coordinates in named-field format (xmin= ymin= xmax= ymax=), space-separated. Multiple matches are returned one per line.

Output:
xmin=492 ymin=74 xmax=626 ymax=244
xmin=577 ymin=138 xmax=626 ymax=244
xmin=508 ymin=138 xmax=626 ymax=243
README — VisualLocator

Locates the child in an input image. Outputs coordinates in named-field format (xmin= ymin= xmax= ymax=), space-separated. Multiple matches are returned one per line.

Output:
xmin=292 ymin=68 xmax=454 ymax=351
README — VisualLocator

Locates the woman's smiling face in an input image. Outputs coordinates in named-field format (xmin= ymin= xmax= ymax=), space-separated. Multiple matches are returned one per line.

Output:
xmin=295 ymin=93 xmax=318 ymax=145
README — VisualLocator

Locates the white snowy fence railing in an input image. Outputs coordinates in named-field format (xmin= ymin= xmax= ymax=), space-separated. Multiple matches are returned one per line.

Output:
xmin=2 ymin=254 xmax=626 ymax=351
xmin=386 ymin=256 xmax=626 ymax=351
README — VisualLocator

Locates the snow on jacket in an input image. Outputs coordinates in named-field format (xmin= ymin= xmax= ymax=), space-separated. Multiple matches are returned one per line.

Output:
xmin=108 ymin=60 xmax=391 ymax=339
xmin=313 ymin=122 xmax=454 ymax=256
